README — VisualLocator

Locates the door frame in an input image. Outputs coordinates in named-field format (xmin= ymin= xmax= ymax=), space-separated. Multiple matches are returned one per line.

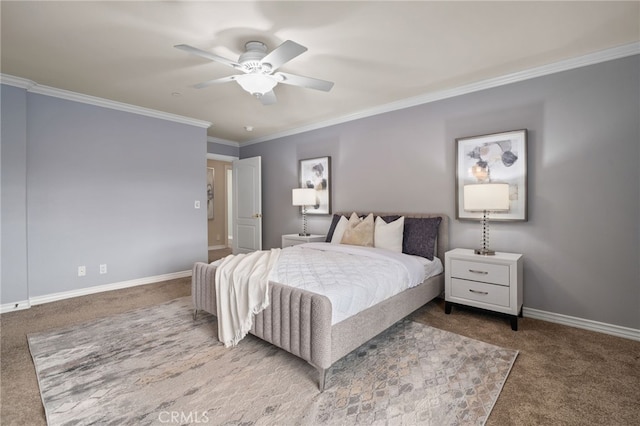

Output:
xmin=206 ymin=153 xmax=238 ymax=250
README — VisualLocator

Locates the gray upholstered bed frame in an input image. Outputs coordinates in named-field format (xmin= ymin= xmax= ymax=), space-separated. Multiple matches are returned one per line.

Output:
xmin=191 ymin=213 xmax=448 ymax=391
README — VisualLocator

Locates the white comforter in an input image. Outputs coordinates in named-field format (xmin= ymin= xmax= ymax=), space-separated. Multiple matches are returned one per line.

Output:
xmin=268 ymin=242 xmax=442 ymax=325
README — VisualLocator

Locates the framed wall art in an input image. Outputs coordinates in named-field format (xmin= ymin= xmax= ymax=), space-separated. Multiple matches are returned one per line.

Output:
xmin=299 ymin=156 xmax=331 ymax=215
xmin=456 ymin=129 xmax=528 ymax=221
xmin=207 ymin=167 xmax=215 ymax=220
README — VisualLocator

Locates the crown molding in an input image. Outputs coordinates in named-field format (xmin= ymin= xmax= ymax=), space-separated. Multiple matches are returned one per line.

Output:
xmin=241 ymin=42 xmax=640 ymax=147
xmin=208 ymin=136 xmax=240 ymax=147
xmin=206 ymin=153 xmax=238 ymax=162
xmin=5 ymin=41 xmax=638 ymax=146
xmin=0 ymin=74 xmax=36 ymax=90
xmin=0 ymin=74 xmax=212 ymax=129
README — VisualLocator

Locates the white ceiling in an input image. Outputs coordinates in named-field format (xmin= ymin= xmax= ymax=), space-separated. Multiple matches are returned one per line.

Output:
xmin=2 ymin=1 xmax=639 ymax=144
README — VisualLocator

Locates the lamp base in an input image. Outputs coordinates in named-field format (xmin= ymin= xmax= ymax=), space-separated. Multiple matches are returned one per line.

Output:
xmin=474 ymin=248 xmax=496 ymax=256
xmin=298 ymin=232 xmax=311 ymax=237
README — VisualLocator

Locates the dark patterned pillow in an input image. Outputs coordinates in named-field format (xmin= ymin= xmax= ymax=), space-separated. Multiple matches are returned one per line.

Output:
xmin=401 ymin=217 xmax=442 ymax=260
xmin=325 ymin=214 xmax=343 ymax=242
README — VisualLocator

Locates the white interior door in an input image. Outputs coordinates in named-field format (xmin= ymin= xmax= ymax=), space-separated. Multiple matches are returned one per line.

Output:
xmin=232 ymin=156 xmax=262 ymax=253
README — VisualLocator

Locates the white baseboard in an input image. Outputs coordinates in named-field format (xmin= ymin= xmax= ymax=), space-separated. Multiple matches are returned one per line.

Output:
xmin=523 ymin=307 xmax=639 ymax=341
xmin=0 ymin=270 xmax=192 ymax=314
xmin=208 ymin=245 xmax=228 ymax=250
xmin=4 ymin=278 xmax=638 ymax=342
xmin=0 ymin=300 xmax=32 ymax=314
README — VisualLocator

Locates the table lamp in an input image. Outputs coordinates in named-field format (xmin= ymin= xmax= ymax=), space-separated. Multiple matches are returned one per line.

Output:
xmin=292 ymin=188 xmax=316 ymax=236
xmin=464 ymin=183 xmax=510 ymax=255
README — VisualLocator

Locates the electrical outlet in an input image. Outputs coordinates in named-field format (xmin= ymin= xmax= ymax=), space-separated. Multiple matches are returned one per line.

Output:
xmin=99 ymin=264 xmax=107 ymax=274
xmin=78 ymin=266 xmax=86 ymax=277
xmin=194 ymin=200 xmax=201 ymax=209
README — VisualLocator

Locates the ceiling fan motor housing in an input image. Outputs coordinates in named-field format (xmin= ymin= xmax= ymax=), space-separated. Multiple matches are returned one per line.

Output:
xmin=239 ymin=41 xmax=271 ymax=73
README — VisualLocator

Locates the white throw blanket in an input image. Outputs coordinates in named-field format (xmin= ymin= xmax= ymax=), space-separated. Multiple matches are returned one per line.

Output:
xmin=215 ymin=249 xmax=281 ymax=347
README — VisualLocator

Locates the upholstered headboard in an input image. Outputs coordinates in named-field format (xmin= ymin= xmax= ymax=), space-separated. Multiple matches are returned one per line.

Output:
xmin=329 ymin=212 xmax=449 ymax=264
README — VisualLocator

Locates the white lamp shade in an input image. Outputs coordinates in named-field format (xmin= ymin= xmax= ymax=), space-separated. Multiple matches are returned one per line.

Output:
xmin=292 ymin=188 xmax=316 ymax=206
xmin=464 ymin=183 xmax=510 ymax=212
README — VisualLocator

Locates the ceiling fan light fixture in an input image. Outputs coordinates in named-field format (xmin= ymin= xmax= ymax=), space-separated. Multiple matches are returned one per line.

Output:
xmin=176 ymin=39 xmax=334 ymax=104
xmin=235 ymin=73 xmax=277 ymax=96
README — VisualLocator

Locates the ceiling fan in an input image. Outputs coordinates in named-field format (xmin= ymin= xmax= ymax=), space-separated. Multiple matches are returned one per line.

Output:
xmin=175 ymin=40 xmax=334 ymax=105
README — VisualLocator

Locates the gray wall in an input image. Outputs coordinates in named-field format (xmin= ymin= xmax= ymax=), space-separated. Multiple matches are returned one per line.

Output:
xmin=241 ymin=55 xmax=640 ymax=329
xmin=208 ymin=140 xmax=239 ymax=158
xmin=1 ymin=85 xmax=29 ymax=303
xmin=1 ymin=87 xmax=209 ymax=302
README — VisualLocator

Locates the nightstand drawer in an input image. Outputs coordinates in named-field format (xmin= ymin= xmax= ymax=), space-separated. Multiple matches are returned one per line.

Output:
xmin=450 ymin=259 xmax=510 ymax=286
xmin=451 ymin=278 xmax=510 ymax=307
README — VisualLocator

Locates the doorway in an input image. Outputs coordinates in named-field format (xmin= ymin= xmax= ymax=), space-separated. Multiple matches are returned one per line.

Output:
xmin=205 ymin=154 xmax=262 ymax=258
xmin=206 ymin=156 xmax=236 ymax=262
xmin=231 ymin=156 xmax=262 ymax=254
xmin=226 ymin=165 xmax=233 ymax=244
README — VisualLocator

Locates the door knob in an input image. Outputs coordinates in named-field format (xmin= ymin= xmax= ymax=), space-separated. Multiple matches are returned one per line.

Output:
xmin=252 ymin=213 xmax=262 ymax=218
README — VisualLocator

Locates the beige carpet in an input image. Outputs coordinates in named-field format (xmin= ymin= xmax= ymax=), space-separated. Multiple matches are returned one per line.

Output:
xmin=27 ymin=297 xmax=517 ymax=425
xmin=1 ymin=274 xmax=639 ymax=425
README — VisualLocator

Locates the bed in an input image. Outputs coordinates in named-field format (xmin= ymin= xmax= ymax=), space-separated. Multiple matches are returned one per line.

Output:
xmin=191 ymin=212 xmax=448 ymax=391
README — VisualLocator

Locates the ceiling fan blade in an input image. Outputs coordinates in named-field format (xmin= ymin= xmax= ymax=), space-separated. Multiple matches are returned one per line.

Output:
xmin=261 ymin=40 xmax=307 ymax=70
xmin=276 ymin=72 xmax=334 ymax=92
xmin=174 ymin=44 xmax=241 ymax=70
xmin=193 ymin=75 xmax=237 ymax=89
xmin=259 ymin=90 xmax=277 ymax=105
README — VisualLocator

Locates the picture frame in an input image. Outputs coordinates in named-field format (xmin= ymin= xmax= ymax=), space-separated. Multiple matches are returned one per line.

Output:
xmin=207 ymin=167 xmax=215 ymax=220
xmin=455 ymin=129 xmax=528 ymax=221
xmin=299 ymin=156 xmax=331 ymax=215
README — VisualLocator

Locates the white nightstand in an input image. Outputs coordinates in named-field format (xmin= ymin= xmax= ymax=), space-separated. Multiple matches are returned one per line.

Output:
xmin=444 ymin=248 xmax=523 ymax=330
xmin=281 ymin=234 xmax=326 ymax=248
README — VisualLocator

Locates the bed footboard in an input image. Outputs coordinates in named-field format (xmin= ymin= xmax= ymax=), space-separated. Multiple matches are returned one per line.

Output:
xmin=192 ymin=262 xmax=333 ymax=388
xmin=251 ymin=283 xmax=333 ymax=371
xmin=192 ymin=261 xmax=220 ymax=320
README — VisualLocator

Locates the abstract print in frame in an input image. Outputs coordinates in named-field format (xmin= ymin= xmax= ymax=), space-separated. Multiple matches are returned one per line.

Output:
xmin=299 ymin=156 xmax=331 ymax=215
xmin=207 ymin=167 xmax=214 ymax=220
xmin=456 ymin=129 xmax=527 ymax=221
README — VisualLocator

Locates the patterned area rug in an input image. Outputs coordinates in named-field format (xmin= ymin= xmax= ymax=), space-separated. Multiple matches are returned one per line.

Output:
xmin=28 ymin=297 xmax=518 ymax=425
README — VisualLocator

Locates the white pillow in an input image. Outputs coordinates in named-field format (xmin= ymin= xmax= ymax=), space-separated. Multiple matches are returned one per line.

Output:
xmin=374 ymin=216 xmax=405 ymax=252
xmin=330 ymin=215 xmax=349 ymax=244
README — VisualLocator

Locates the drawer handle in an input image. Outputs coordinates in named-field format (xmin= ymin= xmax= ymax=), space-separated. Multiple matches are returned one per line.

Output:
xmin=468 ymin=269 xmax=489 ymax=275
xmin=469 ymin=289 xmax=489 ymax=295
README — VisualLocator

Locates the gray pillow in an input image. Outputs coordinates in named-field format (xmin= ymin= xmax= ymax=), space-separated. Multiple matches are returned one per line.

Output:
xmin=325 ymin=214 xmax=343 ymax=242
xmin=401 ymin=217 xmax=442 ymax=260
